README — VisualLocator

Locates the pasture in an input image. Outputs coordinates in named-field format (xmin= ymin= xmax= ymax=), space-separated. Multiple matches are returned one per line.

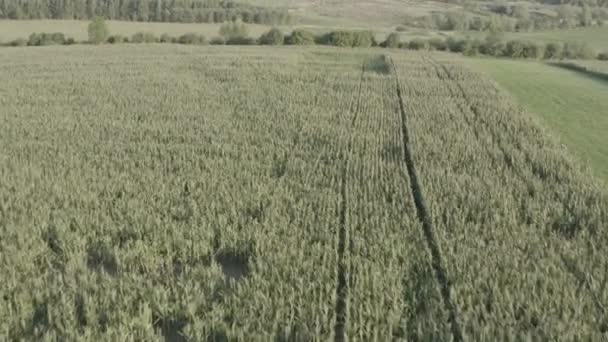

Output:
xmin=1 ymin=45 xmax=607 ymax=340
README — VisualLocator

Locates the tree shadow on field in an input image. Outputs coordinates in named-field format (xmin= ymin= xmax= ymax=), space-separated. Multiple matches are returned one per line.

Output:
xmin=366 ymin=55 xmax=392 ymax=75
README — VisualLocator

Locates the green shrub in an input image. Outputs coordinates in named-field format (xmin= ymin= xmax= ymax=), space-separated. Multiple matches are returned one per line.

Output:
xmin=505 ymin=40 xmax=526 ymax=58
xmin=598 ymin=52 xmax=608 ymax=61
xmin=564 ymin=42 xmax=596 ymax=59
xmin=328 ymin=31 xmax=355 ymax=47
xmin=544 ymin=42 xmax=563 ymax=59
xmin=107 ymin=35 xmax=125 ymax=44
xmin=28 ymin=32 xmax=66 ymax=46
xmin=446 ymin=37 xmax=466 ymax=53
xmin=286 ymin=29 xmax=315 ymax=45
xmin=88 ymin=16 xmax=109 ymax=44
xmin=408 ymin=39 xmax=429 ymax=51
xmin=395 ymin=25 xmax=408 ymax=32
xmin=178 ymin=33 xmax=207 ymax=45
xmin=258 ymin=28 xmax=284 ymax=45
xmin=9 ymin=38 xmax=27 ymax=47
xmin=462 ymin=39 xmax=482 ymax=56
xmin=64 ymin=37 xmax=76 ymax=45
xmin=210 ymin=37 xmax=225 ymax=45
xmin=160 ymin=33 xmax=176 ymax=43
xmin=480 ymin=32 xmax=506 ymax=56
xmin=225 ymin=36 xmax=256 ymax=45
xmin=219 ymin=19 xmax=248 ymax=41
xmin=131 ymin=32 xmax=158 ymax=43
xmin=352 ymin=31 xmax=375 ymax=47
xmin=381 ymin=32 xmax=400 ymax=48
xmin=522 ymin=41 xmax=544 ymax=59
xmin=428 ymin=38 xmax=447 ymax=51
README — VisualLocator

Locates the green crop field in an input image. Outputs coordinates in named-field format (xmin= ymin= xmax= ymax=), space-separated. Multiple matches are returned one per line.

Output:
xmin=466 ymin=58 xmax=608 ymax=183
xmin=1 ymin=45 xmax=607 ymax=340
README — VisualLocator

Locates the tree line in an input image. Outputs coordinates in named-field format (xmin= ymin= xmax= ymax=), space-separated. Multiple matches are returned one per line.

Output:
xmin=3 ymin=17 xmax=606 ymax=61
xmin=0 ymin=0 xmax=293 ymax=24
xmin=404 ymin=3 xmax=608 ymax=32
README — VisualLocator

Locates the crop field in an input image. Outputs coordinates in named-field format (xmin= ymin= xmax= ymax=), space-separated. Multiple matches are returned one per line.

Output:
xmin=1 ymin=45 xmax=608 ymax=341
xmin=467 ymin=58 xmax=608 ymax=182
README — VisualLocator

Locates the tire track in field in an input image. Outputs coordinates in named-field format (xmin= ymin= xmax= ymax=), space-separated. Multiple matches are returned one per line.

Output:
xmin=334 ymin=62 xmax=366 ymax=342
xmin=387 ymin=56 xmax=464 ymax=342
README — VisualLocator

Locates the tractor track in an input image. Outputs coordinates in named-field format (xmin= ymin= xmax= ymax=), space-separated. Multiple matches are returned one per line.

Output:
xmin=334 ymin=62 xmax=366 ymax=342
xmin=388 ymin=56 xmax=464 ymax=342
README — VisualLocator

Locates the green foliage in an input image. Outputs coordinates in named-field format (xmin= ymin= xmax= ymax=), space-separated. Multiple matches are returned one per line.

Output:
xmin=9 ymin=38 xmax=27 ymax=46
xmin=160 ymin=33 xmax=176 ymax=43
xmin=505 ymin=40 xmax=526 ymax=58
xmin=564 ymin=42 xmax=597 ymax=59
xmin=327 ymin=31 xmax=355 ymax=47
xmin=544 ymin=42 xmax=564 ymax=59
xmin=598 ymin=52 xmax=608 ymax=60
xmin=481 ymin=32 xmax=506 ymax=56
xmin=286 ymin=29 xmax=315 ymax=45
xmin=177 ymin=33 xmax=207 ymax=45
xmin=88 ymin=16 xmax=109 ymax=44
xmin=107 ymin=35 xmax=126 ymax=44
xmin=131 ymin=32 xmax=158 ymax=43
xmin=219 ymin=19 xmax=248 ymax=41
xmin=28 ymin=32 xmax=66 ymax=46
xmin=352 ymin=31 xmax=375 ymax=47
xmin=258 ymin=28 xmax=284 ymax=45
xmin=408 ymin=39 xmax=429 ymax=51
xmin=382 ymin=33 xmax=400 ymax=48
xmin=0 ymin=0 xmax=292 ymax=25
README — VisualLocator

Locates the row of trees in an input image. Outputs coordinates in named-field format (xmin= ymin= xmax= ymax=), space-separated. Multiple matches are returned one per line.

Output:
xmin=406 ymin=4 xmax=608 ymax=33
xmin=0 ymin=0 xmax=292 ymax=24
xmin=5 ymin=17 xmax=605 ymax=61
xmin=382 ymin=32 xmax=600 ymax=60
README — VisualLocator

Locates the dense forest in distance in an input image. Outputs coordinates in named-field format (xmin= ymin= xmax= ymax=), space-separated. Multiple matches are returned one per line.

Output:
xmin=0 ymin=0 xmax=293 ymax=24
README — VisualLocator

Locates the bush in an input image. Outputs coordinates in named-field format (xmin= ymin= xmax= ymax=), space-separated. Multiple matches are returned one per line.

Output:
xmin=564 ymin=42 xmax=596 ymax=59
xmin=160 ymin=33 xmax=176 ymax=43
xmin=107 ymin=35 xmax=125 ymax=44
xmin=598 ymin=52 xmax=608 ymax=61
xmin=395 ymin=25 xmax=408 ymax=32
xmin=131 ymin=32 xmax=158 ymax=43
xmin=352 ymin=31 xmax=375 ymax=47
xmin=446 ymin=37 xmax=466 ymax=53
xmin=428 ymin=38 xmax=447 ymax=51
xmin=505 ymin=40 xmax=526 ymax=58
xmin=64 ymin=37 xmax=76 ymax=45
xmin=225 ymin=36 xmax=256 ymax=45
xmin=88 ymin=16 xmax=109 ymax=44
xmin=28 ymin=32 xmax=66 ymax=46
xmin=258 ymin=28 xmax=284 ymax=45
xmin=381 ymin=32 xmax=400 ymax=48
xmin=9 ymin=38 xmax=27 ymax=47
xmin=480 ymin=37 xmax=505 ymax=57
xmin=408 ymin=39 xmax=429 ymax=50
xmin=178 ymin=33 xmax=207 ymax=45
xmin=544 ymin=42 xmax=563 ymax=59
xmin=210 ymin=37 xmax=225 ymax=45
xmin=522 ymin=41 xmax=544 ymax=59
xmin=219 ymin=19 xmax=248 ymax=41
xmin=327 ymin=31 xmax=355 ymax=47
xmin=286 ymin=29 xmax=315 ymax=45
xmin=462 ymin=39 xmax=482 ymax=56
